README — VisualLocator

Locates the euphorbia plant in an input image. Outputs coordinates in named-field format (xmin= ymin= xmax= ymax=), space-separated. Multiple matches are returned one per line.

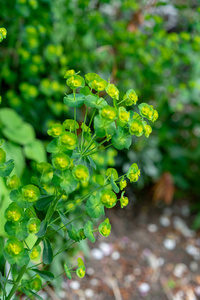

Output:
xmin=0 ymin=29 xmax=158 ymax=299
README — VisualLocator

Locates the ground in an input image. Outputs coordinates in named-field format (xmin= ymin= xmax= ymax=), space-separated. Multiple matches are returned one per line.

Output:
xmin=37 ymin=199 xmax=200 ymax=300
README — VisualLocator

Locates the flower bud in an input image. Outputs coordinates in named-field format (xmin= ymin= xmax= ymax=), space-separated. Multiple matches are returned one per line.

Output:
xmin=30 ymin=276 xmax=42 ymax=291
xmin=100 ymin=105 xmax=118 ymax=121
xmin=73 ymin=165 xmax=89 ymax=181
xmin=5 ymin=203 xmax=23 ymax=222
xmin=6 ymin=175 xmax=20 ymax=190
xmin=0 ymin=148 xmax=6 ymax=164
xmin=60 ymin=132 xmax=78 ymax=150
xmin=119 ymin=179 xmax=127 ymax=190
xmin=124 ymin=89 xmax=138 ymax=106
xmin=47 ymin=124 xmax=64 ymax=137
xmin=52 ymin=153 xmax=71 ymax=170
xmin=30 ymin=245 xmax=41 ymax=261
xmin=120 ymin=196 xmax=129 ymax=208
xmin=5 ymin=238 xmax=24 ymax=257
xmin=63 ymin=119 xmax=79 ymax=131
xmin=27 ymin=218 xmax=41 ymax=234
xmin=106 ymin=84 xmax=119 ymax=100
xmin=100 ymin=189 xmax=117 ymax=208
xmin=64 ymin=69 xmax=76 ymax=78
xmin=67 ymin=75 xmax=85 ymax=89
xmin=129 ymin=119 xmax=143 ymax=136
xmin=98 ymin=218 xmax=111 ymax=237
xmin=76 ymin=266 xmax=86 ymax=278
xmin=127 ymin=163 xmax=140 ymax=183
xmin=22 ymin=184 xmax=40 ymax=202
xmin=37 ymin=162 xmax=52 ymax=174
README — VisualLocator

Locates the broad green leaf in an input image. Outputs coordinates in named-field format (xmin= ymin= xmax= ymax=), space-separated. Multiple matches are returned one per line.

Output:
xmin=4 ymin=219 xmax=29 ymax=241
xmin=24 ymin=139 xmax=47 ymax=162
xmin=94 ymin=115 xmax=116 ymax=137
xmin=36 ymin=220 xmax=47 ymax=237
xmin=43 ymin=238 xmax=53 ymax=264
xmin=84 ymin=221 xmax=95 ymax=243
xmin=86 ymin=195 xmax=104 ymax=218
xmin=31 ymin=269 xmax=55 ymax=281
xmin=0 ymin=159 xmax=14 ymax=177
xmin=58 ymin=211 xmax=71 ymax=229
xmin=35 ymin=195 xmax=54 ymax=211
xmin=84 ymin=95 xmax=107 ymax=109
xmin=0 ymin=108 xmax=23 ymax=129
xmin=46 ymin=138 xmax=61 ymax=153
xmin=23 ymin=289 xmax=43 ymax=300
xmin=52 ymin=170 xmax=78 ymax=194
xmin=111 ymin=126 xmax=132 ymax=150
xmin=68 ymin=225 xmax=79 ymax=241
xmin=2 ymin=122 xmax=35 ymax=145
xmin=63 ymin=93 xmax=85 ymax=108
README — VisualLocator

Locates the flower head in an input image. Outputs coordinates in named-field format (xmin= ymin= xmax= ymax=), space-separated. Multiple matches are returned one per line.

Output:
xmin=60 ymin=132 xmax=78 ymax=150
xmin=52 ymin=153 xmax=71 ymax=170
xmin=100 ymin=189 xmax=117 ymax=208
xmin=98 ymin=218 xmax=111 ymax=237
xmin=106 ymin=84 xmax=119 ymax=100
xmin=5 ymin=203 xmax=23 ymax=222
xmin=22 ymin=185 xmax=40 ymax=202
xmin=73 ymin=165 xmax=89 ymax=181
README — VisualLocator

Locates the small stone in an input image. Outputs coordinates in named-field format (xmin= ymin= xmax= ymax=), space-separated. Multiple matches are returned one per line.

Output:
xmin=194 ymin=286 xmax=200 ymax=296
xmin=124 ymin=274 xmax=135 ymax=283
xmin=99 ymin=242 xmax=113 ymax=256
xmin=147 ymin=224 xmax=158 ymax=232
xmin=87 ymin=267 xmax=94 ymax=276
xmin=160 ymin=216 xmax=170 ymax=227
xmin=138 ymin=282 xmax=150 ymax=296
xmin=134 ymin=268 xmax=141 ymax=276
xmin=173 ymin=263 xmax=188 ymax=277
xmin=158 ymin=257 xmax=165 ymax=266
xmin=111 ymin=251 xmax=120 ymax=260
xmin=58 ymin=291 xmax=66 ymax=298
xmin=69 ymin=281 xmax=80 ymax=290
xmin=90 ymin=278 xmax=100 ymax=286
xmin=85 ymin=289 xmax=94 ymax=298
xmin=91 ymin=248 xmax=104 ymax=260
xmin=163 ymin=238 xmax=176 ymax=250
xmin=163 ymin=208 xmax=172 ymax=216
xmin=186 ymin=245 xmax=200 ymax=259
xmin=181 ymin=205 xmax=190 ymax=217
xmin=190 ymin=261 xmax=199 ymax=272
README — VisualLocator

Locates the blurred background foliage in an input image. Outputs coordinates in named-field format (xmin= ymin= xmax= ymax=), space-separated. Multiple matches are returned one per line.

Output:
xmin=0 ymin=0 xmax=200 ymax=224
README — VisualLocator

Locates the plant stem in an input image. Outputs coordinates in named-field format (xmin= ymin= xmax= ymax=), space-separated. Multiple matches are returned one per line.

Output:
xmin=6 ymin=265 xmax=27 ymax=300
xmin=80 ymin=107 xmax=88 ymax=151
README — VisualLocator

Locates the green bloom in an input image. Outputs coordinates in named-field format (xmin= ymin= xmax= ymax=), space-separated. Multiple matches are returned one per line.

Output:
xmin=100 ymin=105 xmax=118 ymax=121
xmin=106 ymin=84 xmax=119 ymax=100
xmin=100 ymin=189 xmax=117 ymax=208
xmin=120 ymin=196 xmax=129 ymax=208
xmin=52 ymin=153 xmax=71 ymax=170
xmin=124 ymin=89 xmax=138 ymax=106
xmin=152 ymin=110 xmax=158 ymax=122
xmin=47 ymin=124 xmax=64 ymax=137
xmin=30 ymin=245 xmax=41 ymax=261
xmin=129 ymin=119 xmax=144 ymax=136
xmin=63 ymin=119 xmax=79 ymax=131
xmin=85 ymin=73 xmax=100 ymax=84
xmin=98 ymin=218 xmax=111 ymax=237
xmin=6 ymin=175 xmax=20 ymax=190
xmin=119 ymin=179 xmax=127 ymax=190
xmin=118 ymin=107 xmax=130 ymax=126
xmin=27 ymin=218 xmax=41 ymax=234
xmin=105 ymin=168 xmax=118 ymax=180
xmin=22 ymin=184 xmax=40 ymax=202
xmin=89 ymin=77 xmax=107 ymax=92
xmin=4 ymin=238 xmax=24 ymax=257
xmin=0 ymin=28 xmax=7 ymax=42
xmin=30 ymin=276 xmax=42 ymax=291
xmin=60 ymin=132 xmax=78 ymax=150
xmin=144 ymin=124 xmax=152 ymax=138
xmin=138 ymin=103 xmax=154 ymax=121
xmin=76 ymin=266 xmax=86 ymax=278
xmin=67 ymin=75 xmax=85 ymax=89
xmin=37 ymin=162 xmax=52 ymax=174
xmin=64 ymin=69 xmax=76 ymax=78
xmin=5 ymin=203 xmax=23 ymax=222
xmin=73 ymin=165 xmax=89 ymax=181
xmin=127 ymin=163 xmax=140 ymax=183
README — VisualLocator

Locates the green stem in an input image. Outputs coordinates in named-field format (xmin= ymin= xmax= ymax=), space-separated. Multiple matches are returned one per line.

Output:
xmin=81 ymin=133 xmax=96 ymax=156
xmin=6 ymin=265 xmax=27 ymax=300
xmin=81 ymin=107 xmax=88 ymax=151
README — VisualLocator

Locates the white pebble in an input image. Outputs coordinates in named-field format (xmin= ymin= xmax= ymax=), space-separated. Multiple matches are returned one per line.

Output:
xmin=111 ymin=251 xmax=120 ymax=260
xmin=58 ymin=291 xmax=66 ymax=298
xmin=147 ymin=224 xmax=158 ymax=232
xmin=160 ymin=216 xmax=170 ymax=227
xmin=186 ymin=245 xmax=200 ymax=259
xmin=139 ymin=282 xmax=150 ymax=295
xmin=190 ymin=261 xmax=199 ymax=272
xmin=163 ymin=238 xmax=176 ymax=250
xmin=87 ymin=267 xmax=94 ymax=276
xmin=173 ymin=264 xmax=188 ymax=277
xmin=99 ymin=242 xmax=113 ymax=256
xmin=91 ymin=248 xmax=104 ymax=260
xmin=85 ymin=289 xmax=94 ymax=298
xmin=69 ymin=281 xmax=80 ymax=290
xmin=90 ymin=278 xmax=99 ymax=286
xmin=195 ymin=286 xmax=200 ymax=296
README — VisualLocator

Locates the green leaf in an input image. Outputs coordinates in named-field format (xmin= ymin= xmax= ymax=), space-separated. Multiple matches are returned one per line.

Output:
xmin=43 ymin=238 xmax=53 ymax=264
xmin=49 ymin=224 xmax=65 ymax=237
xmin=9 ymin=188 xmax=32 ymax=209
xmin=111 ymin=127 xmax=132 ymax=150
xmin=2 ymin=122 xmax=35 ymax=145
xmin=24 ymin=139 xmax=46 ymax=163
xmin=24 ymin=289 xmax=43 ymax=300
xmin=63 ymin=93 xmax=85 ymax=108
xmin=52 ymin=170 xmax=78 ymax=194
xmin=4 ymin=219 xmax=29 ymax=241
xmin=36 ymin=220 xmax=47 ymax=237
xmin=2 ymin=141 xmax=25 ymax=177
xmin=35 ymin=195 xmax=54 ymax=211
xmin=94 ymin=115 xmax=116 ymax=137
xmin=84 ymin=221 xmax=95 ymax=243
xmin=31 ymin=269 xmax=55 ymax=281
xmin=4 ymin=249 xmax=30 ymax=267
xmin=86 ymin=195 xmax=104 ymax=218
xmin=0 ymin=108 xmax=23 ymax=129
xmin=58 ymin=211 xmax=71 ymax=229
xmin=68 ymin=225 xmax=79 ymax=241
xmin=0 ymin=159 xmax=14 ymax=177
xmin=64 ymin=264 xmax=72 ymax=279
xmin=84 ymin=95 xmax=107 ymax=109
xmin=111 ymin=174 xmax=120 ymax=193
xmin=46 ymin=138 xmax=61 ymax=154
